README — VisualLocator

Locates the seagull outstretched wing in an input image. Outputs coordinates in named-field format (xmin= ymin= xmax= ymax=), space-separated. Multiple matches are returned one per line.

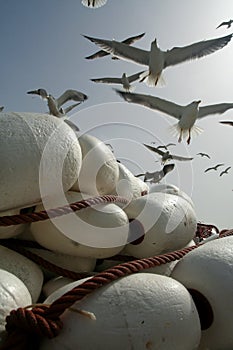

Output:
xmin=198 ymin=103 xmax=233 ymax=118
xmin=85 ymin=33 xmax=145 ymax=60
xmin=56 ymin=89 xmax=88 ymax=108
xmin=115 ymin=90 xmax=183 ymax=119
xmin=164 ymin=33 xmax=233 ymax=67
xmin=83 ymin=35 xmax=150 ymax=65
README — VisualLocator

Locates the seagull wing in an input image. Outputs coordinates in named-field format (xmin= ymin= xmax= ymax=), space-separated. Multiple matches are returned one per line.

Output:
xmin=143 ymin=144 xmax=165 ymax=157
xmin=216 ymin=21 xmax=228 ymax=29
xmin=122 ymin=32 xmax=146 ymax=45
xmin=219 ymin=120 xmax=233 ymax=126
xmin=135 ymin=173 xmax=146 ymax=178
xmin=198 ymin=103 xmax=233 ymax=118
xmin=115 ymin=90 xmax=183 ymax=119
xmin=128 ymin=70 xmax=146 ymax=82
xmin=91 ymin=77 xmax=122 ymax=84
xmin=170 ymin=154 xmax=193 ymax=161
xmin=64 ymin=102 xmax=82 ymax=114
xmin=164 ymin=33 xmax=232 ymax=68
xmin=56 ymin=90 xmax=88 ymax=108
xmin=85 ymin=33 xmax=145 ymax=60
xmin=162 ymin=163 xmax=175 ymax=175
xmin=204 ymin=167 xmax=213 ymax=173
xmin=83 ymin=35 xmax=150 ymax=65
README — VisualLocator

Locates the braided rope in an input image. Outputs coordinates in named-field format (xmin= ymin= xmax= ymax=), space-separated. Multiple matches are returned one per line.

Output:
xmin=0 ymin=195 xmax=129 ymax=226
xmin=1 ymin=230 xmax=233 ymax=350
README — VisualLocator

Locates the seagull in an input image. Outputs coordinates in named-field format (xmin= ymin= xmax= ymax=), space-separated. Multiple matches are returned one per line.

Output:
xmin=115 ymin=89 xmax=233 ymax=144
xmin=143 ymin=144 xmax=193 ymax=163
xmin=0 ymin=106 xmax=4 ymax=112
xmin=216 ymin=20 xmax=233 ymax=29
xmin=91 ymin=71 xmax=145 ymax=91
xmin=27 ymin=88 xmax=88 ymax=117
xmin=153 ymin=143 xmax=176 ymax=150
xmin=220 ymin=166 xmax=231 ymax=176
xmin=219 ymin=120 xmax=233 ymax=126
xmin=81 ymin=0 xmax=107 ymax=9
xmin=135 ymin=163 xmax=175 ymax=183
xmin=204 ymin=164 xmax=224 ymax=173
xmin=83 ymin=33 xmax=233 ymax=86
xmin=197 ymin=152 xmax=211 ymax=159
xmin=85 ymin=33 xmax=145 ymax=60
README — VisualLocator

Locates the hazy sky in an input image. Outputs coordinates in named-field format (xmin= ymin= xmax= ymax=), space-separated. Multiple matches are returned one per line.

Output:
xmin=1 ymin=0 xmax=233 ymax=229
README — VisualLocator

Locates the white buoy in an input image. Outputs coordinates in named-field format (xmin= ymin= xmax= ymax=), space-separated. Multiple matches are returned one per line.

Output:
xmin=123 ymin=191 xmax=197 ymax=258
xmin=0 ymin=269 xmax=31 ymax=344
xmin=0 ymin=245 xmax=43 ymax=303
xmin=0 ymin=112 xmax=82 ymax=211
xmin=171 ymin=236 xmax=233 ymax=350
xmin=28 ymin=248 xmax=96 ymax=274
xmin=40 ymin=273 xmax=201 ymax=350
xmin=111 ymin=162 xmax=148 ymax=200
xmin=0 ymin=208 xmax=26 ymax=238
xmin=72 ymin=133 xmax=119 ymax=196
xmin=31 ymin=191 xmax=129 ymax=258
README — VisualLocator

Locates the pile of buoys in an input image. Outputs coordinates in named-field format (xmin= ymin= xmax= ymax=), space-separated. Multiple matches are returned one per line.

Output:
xmin=0 ymin=112 xmax=232 ymax=349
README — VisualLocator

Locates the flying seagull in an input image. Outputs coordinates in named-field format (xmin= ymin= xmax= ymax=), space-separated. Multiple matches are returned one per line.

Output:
xmin=219 ymin=120 xmax=233 ymax=126
xmin=115 ymin=89 xmax=233 ymax=144
xmin=216 ymin=20 xmax=233 ymax=29
xmin=91 ymin=71 xmax=145 ymax=91
xmin=135 ymin=163 xmax=175 ymax=183
xmin=143 ymin=144 xmax=193 ymax=163
xmin=81 ymin=0 xmax=107 ymax=9
xmin=197 ymin=152 xmax=210 ymax=159
xmin=220 ymin=166 xmax=231 ymax=176
xmin=83 ymin=33 xmax=233 ymax=86
xmin=85 ymin=33 xmax=145 ymax=60
xmin=204 ymin=164 xmax=224 ymax=173
xmin=27 ymin=88 xmax=87 ymax=117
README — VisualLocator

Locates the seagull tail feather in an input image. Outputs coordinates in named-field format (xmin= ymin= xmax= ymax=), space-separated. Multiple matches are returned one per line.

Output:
xmin=139 ymin=71 xmax=165 ymax=87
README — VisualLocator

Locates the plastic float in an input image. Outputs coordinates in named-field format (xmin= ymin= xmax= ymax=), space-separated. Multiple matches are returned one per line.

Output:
xmin=0 ymin=112 xmax=233 ymax=349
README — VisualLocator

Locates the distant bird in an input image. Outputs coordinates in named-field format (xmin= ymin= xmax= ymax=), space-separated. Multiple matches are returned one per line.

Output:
xmin=0 ymin=106 xmax=4 ymax=112
xmin=219 ymin=120 xmax=233 ymax=126
xmin=115 ymin=89 xmax=233 ymax=144
xmin=143 ymin=144 xmax=193 ymax=163
xmin=154 ymin=143 xmax=176 ymax=150
xmin=85 ymin=32 xmax=145 ymax=60
xmin=204 ymin=164 xmax=224 ymax=173
xmin=216 ymin=20 xmax=233 ymax=29
xmin=81 ymin=0 xmax=107 ymax=9
xmin=91 ymin=71 xmax=145 ymax=91
xmin=83 ymin=33 xmax=233 ymax=86
xmin=220 ymin=166 xmax=231 ymax=176
xmin=197 ymin=152 xmax=210 ymax=159
xmin=135 ymin=164 xmax=175 ymax=183
xmin=27 ymin=88 xmax=87 ymax=117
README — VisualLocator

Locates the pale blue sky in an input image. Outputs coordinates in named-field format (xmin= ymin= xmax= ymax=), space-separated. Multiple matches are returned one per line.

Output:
xmin=1 ymin=0 xmax=233 ymax=229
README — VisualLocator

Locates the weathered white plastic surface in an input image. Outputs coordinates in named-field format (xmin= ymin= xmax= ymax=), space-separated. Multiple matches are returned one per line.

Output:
xmin=0 ymin=209 xmax=26 ymax=238
xmin=111 ymin=162 xmax=148 ymax=200
xmin=0 ymin=112 xmax=82 ymax=211
xmin=0 ymin=245 xmax=43 ymax=303
xmin=40 ymin=273 xmax=201 ymax=350
xmin=72 ymin=133 xmax=119 ymax=195
xmin=123 ymin=191 xmax=197 ymax=258
xmin=171 ymin=236 xmax=233 ymax=350
xmin=0 ymin=269 xmax=31 ymax=344
xmin=31 ymin=191 xmax=129 ymax=258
